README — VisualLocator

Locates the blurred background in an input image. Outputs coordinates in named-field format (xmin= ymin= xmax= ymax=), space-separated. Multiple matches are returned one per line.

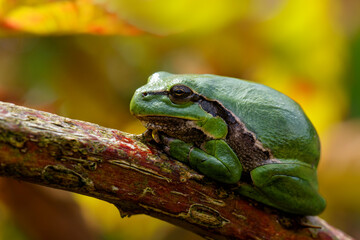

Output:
xmin=0 ymin=0 xmax=359 ymax=239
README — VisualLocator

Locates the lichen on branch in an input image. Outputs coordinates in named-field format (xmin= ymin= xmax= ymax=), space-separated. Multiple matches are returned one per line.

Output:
xmin=0 ymin=101 xmax=353 ymax=240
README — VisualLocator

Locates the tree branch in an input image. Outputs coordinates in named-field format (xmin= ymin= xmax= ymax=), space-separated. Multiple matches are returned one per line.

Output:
xmin=0 ymin=101 xmax=353 ymax=240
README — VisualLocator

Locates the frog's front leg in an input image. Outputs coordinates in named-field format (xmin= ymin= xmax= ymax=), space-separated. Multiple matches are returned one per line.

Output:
xmin=161 ymin=135 xmax=242 ymax=184
xmin=237 ymin=161 xmax=326 ymax=215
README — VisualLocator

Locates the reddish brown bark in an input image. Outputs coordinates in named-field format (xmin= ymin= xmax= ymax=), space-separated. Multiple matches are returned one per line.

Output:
xmin=0 ymin=101 xmax=353 ymax=240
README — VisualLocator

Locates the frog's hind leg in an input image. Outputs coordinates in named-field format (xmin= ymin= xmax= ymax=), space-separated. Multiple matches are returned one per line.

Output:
xmin=237 ymin=161 xmax=326 ymax=216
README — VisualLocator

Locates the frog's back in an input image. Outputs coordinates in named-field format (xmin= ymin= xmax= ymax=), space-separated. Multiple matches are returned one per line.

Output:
xmin=178 ymin=74 xmax=320 ymax=166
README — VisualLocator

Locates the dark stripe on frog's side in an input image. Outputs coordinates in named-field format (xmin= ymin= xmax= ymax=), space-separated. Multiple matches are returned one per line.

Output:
xmin=197 ymin=96 xmax=273 ymax=172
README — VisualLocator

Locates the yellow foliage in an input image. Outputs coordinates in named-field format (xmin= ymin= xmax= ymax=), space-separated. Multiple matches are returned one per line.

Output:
xmin=106 ymin=0 xmax=249 ymax=35
xmin=0 ymin=0 xmax=141 ymax=35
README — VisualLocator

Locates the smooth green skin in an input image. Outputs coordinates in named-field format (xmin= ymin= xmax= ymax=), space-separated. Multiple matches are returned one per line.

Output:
xmin=130 ymin=72 xmax=326 ymax=215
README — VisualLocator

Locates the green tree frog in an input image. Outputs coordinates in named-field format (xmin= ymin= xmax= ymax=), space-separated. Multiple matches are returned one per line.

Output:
xmin=130 ymin=72 xmax=326 ymax=216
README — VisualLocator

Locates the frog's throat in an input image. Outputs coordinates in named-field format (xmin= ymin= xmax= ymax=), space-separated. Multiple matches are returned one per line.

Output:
xmin=137 ymin=116 xmax=211 ymax=143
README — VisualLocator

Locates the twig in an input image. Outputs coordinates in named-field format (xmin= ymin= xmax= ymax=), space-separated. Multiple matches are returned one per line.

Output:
xmin=0 ymin=101 xmax=353 ymax=240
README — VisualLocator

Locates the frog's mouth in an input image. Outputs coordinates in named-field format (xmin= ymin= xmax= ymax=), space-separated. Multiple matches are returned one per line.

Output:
xmin=136 ymin=115 xmax=210 ymax=143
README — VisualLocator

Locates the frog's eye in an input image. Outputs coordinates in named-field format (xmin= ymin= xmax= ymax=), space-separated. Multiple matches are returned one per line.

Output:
xmin=169 ymin=85 xmax=194 ymax=104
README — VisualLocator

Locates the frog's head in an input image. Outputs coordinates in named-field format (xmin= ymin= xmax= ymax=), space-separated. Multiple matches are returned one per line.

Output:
xmin=130 ymin=72 xmax=228 ymax=141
